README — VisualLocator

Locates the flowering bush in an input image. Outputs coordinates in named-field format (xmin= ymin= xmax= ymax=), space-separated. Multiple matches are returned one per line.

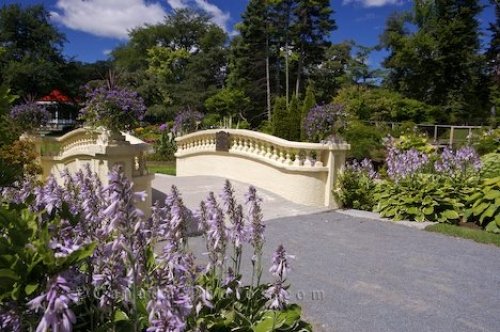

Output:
xmin=303 ymin=103 xmax=345 ymax=142
xmin=335 ymin=159 xmax=378 ymax=211
xmin=172 ymin=108 xmax=203 ymax=135
xmin=79 ymin=86 xmax=146 ymax=132
xmin=0 ymin=167 xmax=311 ymax=331
xmin=10 ymin=102 xmax=49 ymax=132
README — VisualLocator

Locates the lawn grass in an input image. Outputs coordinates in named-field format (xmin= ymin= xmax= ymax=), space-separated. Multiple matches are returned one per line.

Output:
xmin=146 ymin=160 xmax=176 ymax=176
xmin=425 ymin=223 xmax=500 ymax=247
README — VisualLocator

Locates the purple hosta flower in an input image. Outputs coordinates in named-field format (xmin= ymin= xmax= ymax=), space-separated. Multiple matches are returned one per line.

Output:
xmin=264 ymin=280 xmax=290 ymax=310
xmin=245 ymin=186 xmax=265 ymax=250
xmin=269 ymin=244 xmax=294 ymax=281
xmin=80 ymin=85 xmax=146 ymax=131
xmin=223 ymin=267 xmax=242 ymax=300
xmin=28 ymin=273 xmax=79 ymax=332
xmin=0 ymin=305 xmax=21 ymax=332
xmin=0 ymin=176 xmax=35 ymax=205
xmin=163 ymin=185 xmax=193 ymax=249
xmin=34 ymin=175 xmax=64 ymax=215
xmin=346 ymin=159 xmax=379 ymax=180
xmin=204 ymin=192 xmax=228 ymax=270
xmin=435 ymin=146 xmax=481 ymax=176
xmin=10 ymin=102 xmax=49 ymax=131
xmin=148 ymin=250 xmax=197 ymax=332
xmin=172 ymin=108 xmax=203 ymax=135
xmin=265 ymin=244 xmax=293 ymax=310
xmin=159 ymin=123 xmax=169 ymax=132
xmin=303 ymin=103 xmax=345 ymax=142
xmin=386 ymin=146 xmax=430 ymax=181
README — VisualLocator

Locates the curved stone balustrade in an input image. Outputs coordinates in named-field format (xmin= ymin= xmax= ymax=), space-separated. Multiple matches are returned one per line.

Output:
xmin=175 ymin=129 xmax=350 ymax=207
xmin=34 ymin=127 xmax=154 ymax=214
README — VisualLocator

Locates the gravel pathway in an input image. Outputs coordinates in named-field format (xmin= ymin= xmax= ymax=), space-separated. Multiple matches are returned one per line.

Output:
xmin=154 ymin=175 xmax=500 ymax=331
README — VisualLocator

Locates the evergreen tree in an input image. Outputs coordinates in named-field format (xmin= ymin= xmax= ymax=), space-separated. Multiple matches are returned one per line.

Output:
xmin=292 ymin=0 xmax=336 ymax=96
xmin=486 ymin=0 xmax=500 ymax=123
xmin=288 ymin=94 xmax=301 ymax=141
xmin=271 ymin=96 xmax=289 ymax=138
xmin=228 ymin=0 xmax=271 ymax=124
xmin=381 ymin=0 xmax=486 ymax=124
xmin=300 ymin=84 xmax=316 ymax=140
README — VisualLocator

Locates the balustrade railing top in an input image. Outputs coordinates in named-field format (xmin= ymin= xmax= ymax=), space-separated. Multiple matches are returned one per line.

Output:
xmin=176 ymin=129 xmax=350 ymax=172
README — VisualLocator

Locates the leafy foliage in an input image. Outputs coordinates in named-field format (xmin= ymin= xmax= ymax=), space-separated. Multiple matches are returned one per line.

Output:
xmin=374 ymin=174 xmax=470 ymax=223
xmin=9 ymin=102 xmax=49 ymax=132
xmin=340 ymin=121 xmax=386 ymax=161
xmin=0 ymin=168 xmax=311 ymax=331
xmin=335 ymin=159 xmax=378 ymax=211
xmin=333 ymin=86 xmax=439 ymax=124
xmin=480 ymin=153 xmax=500 ymax=178
xmin=465 ymin=176 xmax=500 ymax=233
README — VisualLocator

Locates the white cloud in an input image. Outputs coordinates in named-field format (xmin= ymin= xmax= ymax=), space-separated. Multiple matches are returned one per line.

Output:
xmin=166 ymin=0 xmax=189 ymax=10
xmin=343 ymin=0 xmax=402 ymax=7
xmin=51 ymin=0 xmax=167 ymax=39
xmin=166 ymin=0 xmax=231 ymax=33
xmin=193 ymin=0 xmax=230 ymax=31
xmin=103 ymin=49 xmax=112 ymax=56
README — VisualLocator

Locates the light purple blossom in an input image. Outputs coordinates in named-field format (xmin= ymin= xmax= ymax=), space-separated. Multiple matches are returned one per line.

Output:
xmin=434 ymin=146 xmax=481 ymax=176
xmin=346 ymin=158 xmax=379 ymax=180
xmin=264 ymin=280 xmax=290 ymax=310
xmin=10 ymin=102 xmax=49 ymax=131
xmin=0 ymin=305 xmax=21 ymax=332
xmin=28 ymin=273 xmax=78 ymax=332
xmin=79 ymin=86 xmax=146 ymax=131
xmin=303 ymin=104 xmax=345 ymax=142
xmin=245 ymin=186 xmax=264 ymax=250
xmin=269 ymin=244 xmax=294 ymax=281
xmin=172 ymin=108 xmax=203 ymax=135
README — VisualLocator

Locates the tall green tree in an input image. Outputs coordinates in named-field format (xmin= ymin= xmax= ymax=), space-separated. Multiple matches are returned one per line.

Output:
xmin=0 ymin=4 xmax=65 ymax=98
xmin=292 ymin=0 xmax=336 ymax=96
xmin=228 ymin=0 xmax=272 ymax=124
xmin=486 ymin=0 xmax=500 ymax=123
xmin=112 ymin=9 xmax=227 ymax=120
xmin=381 ymin=0 xmax=486 ymax=124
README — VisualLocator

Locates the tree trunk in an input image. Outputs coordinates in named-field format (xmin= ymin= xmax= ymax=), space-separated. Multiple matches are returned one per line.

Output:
xmin=266 ymin=34 xmax=272 ymax=121
xmin=285 ymin=42 xmax=290 ymax=107
xmin=295 ymin=57 xmax=303 ymax=97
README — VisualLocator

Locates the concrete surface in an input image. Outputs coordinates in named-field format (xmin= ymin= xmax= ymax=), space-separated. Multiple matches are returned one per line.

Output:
xmin=153 ymin=174 xmax=500 ymax=332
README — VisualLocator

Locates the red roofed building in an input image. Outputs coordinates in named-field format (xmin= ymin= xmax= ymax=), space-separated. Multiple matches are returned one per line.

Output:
xmin=37 ymin=89 xmax=79 ymax=131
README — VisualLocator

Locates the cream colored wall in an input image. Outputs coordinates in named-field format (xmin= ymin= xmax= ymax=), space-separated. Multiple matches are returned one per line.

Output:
xmin=175 ymin=129 xmax=349 ymax=208
xmin=36 ymin=128 xmax=154 ymax=214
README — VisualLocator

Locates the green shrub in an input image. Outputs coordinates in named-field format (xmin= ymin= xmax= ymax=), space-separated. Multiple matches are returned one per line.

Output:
xmin=340 ymin=121 xmax=386 ymax=161
xmin=465 ymin=176 xmax=500 ymax=233
xmin=374 ymin=174 xmax=472 ymax=223
xmin=480 ymin=153 xmax=500 ymax=178
xmin=335 ymin=160 xmax=377 ymax=211
xmin=473 ymin=128 xmax=500 ymax=155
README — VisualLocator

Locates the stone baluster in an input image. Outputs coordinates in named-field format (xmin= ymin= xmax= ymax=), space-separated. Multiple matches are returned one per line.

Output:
xmin=285 ymin=151 xmax=293 ymax=165
xmin=314 ymin=150 xmax=324 ymax=167
xmin=304 ymin=150 xmax=313 ymax=167
xmin=293 ymin=153 xmax=301 ymax=166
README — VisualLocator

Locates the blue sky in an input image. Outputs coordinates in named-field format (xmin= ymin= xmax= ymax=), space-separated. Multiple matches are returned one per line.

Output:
xmin=5 ymin=0 xmax=497 ymax=67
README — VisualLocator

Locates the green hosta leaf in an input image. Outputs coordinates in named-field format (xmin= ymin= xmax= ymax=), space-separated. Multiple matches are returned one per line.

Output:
xmin=407 ymin=207 xmax=420 ymax=216
xmin=25 ymin=283 xmax=38 ymax=295
xmin=0 ymin=268 xmax=19 ymax=280
xmin=440 ymin=210 xmax=459 ymax=221
xmin=484 ymin=189 xmax=500 ymax=200
xmin=485 ymin=221 xmax=500 ymax=234
xmin=483 ymin=177 xmax=500 ymax=186
xmin=423 ymin=206 xmax=434 ymax=215
xmin=114 ymin=310 xmax=129 ymax=322
xmin=467 ymin=192 xmax=483 ymax=202
xmin=472 ymin=202 xmax=489 ymax=216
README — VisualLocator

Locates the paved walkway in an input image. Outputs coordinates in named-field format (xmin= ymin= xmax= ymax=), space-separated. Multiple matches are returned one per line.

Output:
xmin=152 ymin=175 xmax=500 ymax=332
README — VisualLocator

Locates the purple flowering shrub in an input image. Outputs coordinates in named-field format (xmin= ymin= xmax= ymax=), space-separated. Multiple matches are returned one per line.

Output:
xmin=372 ymin=138 xmax=482 ymax=223
xmin=335 ymin=159 xmax=379 ymax=211
xmin=0 ymin=169 xmax=311 ymax=331
xmin=10 ymin=102 xmax=49 ymax=132
xmin=303 ymin=103 xmax=345 ymax=142
xmin=172 ymin=108 xmax=204 ymax=136
xmin=79 ymin=86 xmax=146 ymax=132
